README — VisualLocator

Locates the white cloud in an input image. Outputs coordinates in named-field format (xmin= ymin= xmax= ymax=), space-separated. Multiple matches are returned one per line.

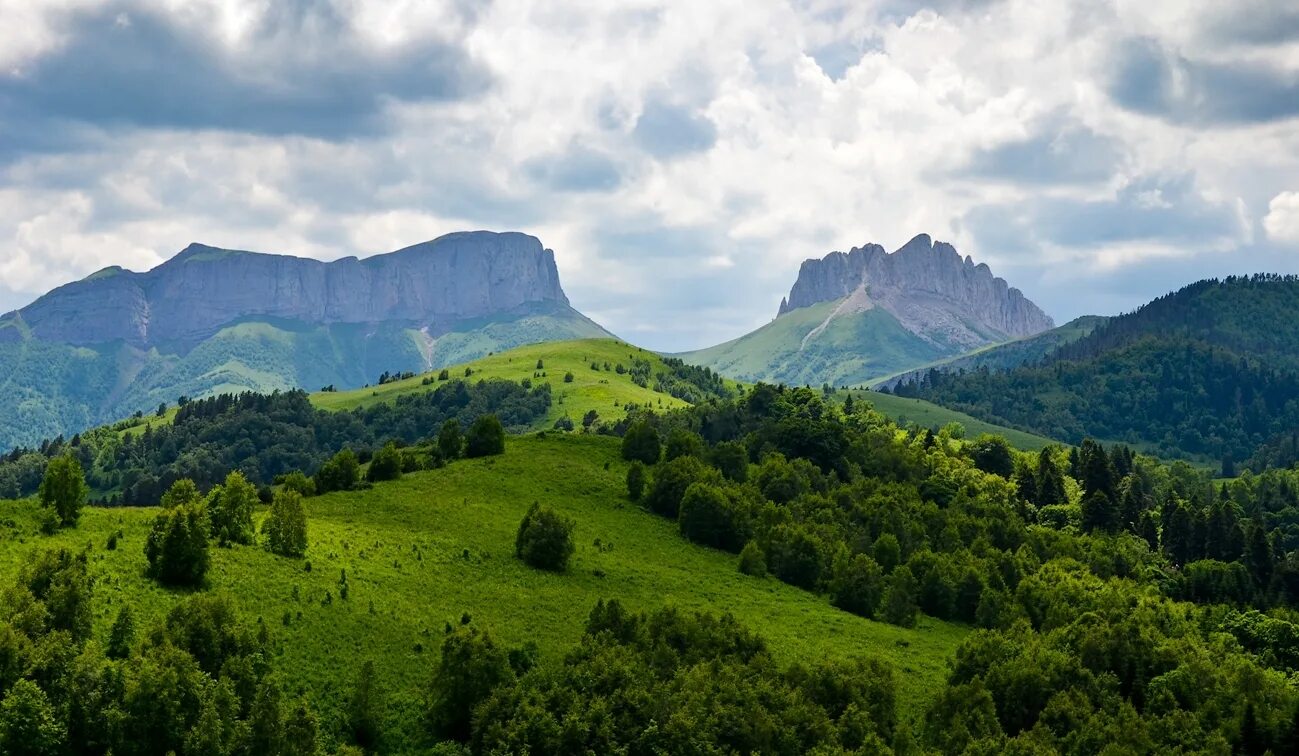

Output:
xmin=1 ymin=0 xmax=1298 ymax=350
xmin=1264 ymin=191 xmax=1299 ymax=243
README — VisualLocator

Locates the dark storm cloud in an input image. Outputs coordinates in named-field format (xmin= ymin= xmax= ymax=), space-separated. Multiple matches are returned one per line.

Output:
xmin=1108 ymin=37 xmax=1299 ymax=124
xmin=524 ymin=145 xmax=622 ymax=192
xmin=0 ymin=1 xmax=488 ymax=143
xmin=1197 ymin=3 xmax=1299 ymax=46
xmin=961 ymin=117 xmax=1123 ymax=185
xmin=963 ymin=174 xmax=1245 ymax=251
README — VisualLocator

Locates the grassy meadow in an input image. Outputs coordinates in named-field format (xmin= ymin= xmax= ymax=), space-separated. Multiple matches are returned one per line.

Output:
xmin=0 ymin=432 xmax=966 ymax=748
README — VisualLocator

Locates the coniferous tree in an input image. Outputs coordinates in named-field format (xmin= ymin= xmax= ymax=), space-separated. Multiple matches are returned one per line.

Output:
xmin=145 ymin=493 xmax=210 ymax=587
xmin=107 ymin=605 xmax=135 ymax=659
xmin=1034 ymin=447 xmax=1067 ymax=507
xmin=348 ymin=660 xmax=384 ymax=749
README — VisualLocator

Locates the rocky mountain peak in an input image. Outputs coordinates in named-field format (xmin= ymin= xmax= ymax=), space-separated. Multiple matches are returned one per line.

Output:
xmin=13 ymin=230 xmax=574 ymax=349
xmin=776 ymin=235 xmax=1054 ymax=348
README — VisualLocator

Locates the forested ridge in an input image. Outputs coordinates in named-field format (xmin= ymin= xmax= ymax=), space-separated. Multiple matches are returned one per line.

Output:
xmin=0 ymin=379 xmax=551 ymax=506
xmin=890 ymin=275 xmax=1299 ymax=467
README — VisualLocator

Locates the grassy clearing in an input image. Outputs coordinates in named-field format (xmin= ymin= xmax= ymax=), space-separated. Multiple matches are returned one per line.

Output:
xmin=0 ymin=433 xmax=967 ymax=745
xmin=311 ymin=338 xmax=701 ymax=429
xmin=856 ymin=391 xmax=1061 ymax=451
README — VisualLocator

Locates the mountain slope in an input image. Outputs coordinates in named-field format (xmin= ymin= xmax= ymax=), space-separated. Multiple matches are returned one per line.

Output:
xmin=891 ymin=275 xmax=1299 ymax=465
xmin=680 ymin=234 xmax=1053 ymax=386
xmin=0 ymin=231 xmax=611 ymax=450
xmin=873 ymin=315 xmax=1108 ymax=390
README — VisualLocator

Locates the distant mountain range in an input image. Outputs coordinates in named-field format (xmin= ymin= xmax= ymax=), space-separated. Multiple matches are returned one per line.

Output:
xmin=0 ymin=231 xmax=610 ymax=449
xmin=679 ymin=234 xmax=1054 ymax=386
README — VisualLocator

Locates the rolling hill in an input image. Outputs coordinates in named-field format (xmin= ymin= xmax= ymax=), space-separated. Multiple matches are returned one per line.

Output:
xmin=891 ymin=275 xmax=1299 ymax=467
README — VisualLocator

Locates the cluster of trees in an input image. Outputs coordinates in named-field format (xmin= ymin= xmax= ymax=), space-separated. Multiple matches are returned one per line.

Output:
xmin=0 ymin=548 xmax=340 ymax=755
xmin=889 ymin=275 xmax=1299 ymax=466
xmin=0 ymin=380 xmax=544 ymax=506
xmin=428 ymin=600 xmax=899 ymax=753
xmin=601 ymin=383 xmax=1299 ymax=751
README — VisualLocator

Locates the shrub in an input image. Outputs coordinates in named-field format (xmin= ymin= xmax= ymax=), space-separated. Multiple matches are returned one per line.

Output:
xmin=366 ymin=442 xmax=403 ymax=483
xmin=621 ymin=421 xmax=661 ymax=465
xmin=563 ymin=372 xmax=575 ymax=383
xmin=39 ymin=455 xmax=87 ymax=528
xmin=766 ymin=525 xmax=827 ymax=590
xmin=664 ymin=429 xmax=705 ymax=461
xmin=831 ymin=554 xmax=885 ymax=618
xmin=626 ymin=462 xmax=646 ymax=501
xmin=145 ymin=498 xmax=210 ymax=587
xmin=710 ymin=441 xmax=749 ymax=482
xmin=465 ymin=415 xmax=506 ymax=458
xmin=278 ymin=470 xmax=317 ymax=497
xmin=644 ymin=455 xmax=712 ymax=519
xmin=207 ymin=470 xmax=258 ymax=546
xmin=264 ymin=489 xmax=308 ymax=557
xmin=438 ymin=419 xmax=464 ymax=460
xmin=678 ymin=482 xmax=745 ymax=551
xmin=316 ymin=449 xmax=360 ymax=493
xmin=880 ymin=566 xmax=919 ymax=628
xmin=515 ymin=503 xmax=575 ymax=572
xmin=739 ymin=540 xmax=766 ymax=577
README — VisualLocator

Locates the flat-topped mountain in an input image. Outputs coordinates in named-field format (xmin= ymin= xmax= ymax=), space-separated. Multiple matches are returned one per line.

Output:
xmin=680 ymin=234 xmax=1053 ymax=386
xmin=12 ymin=231 xmax=573 ymax=348
xmin=0 ymin=231 xmax=610 ymax=449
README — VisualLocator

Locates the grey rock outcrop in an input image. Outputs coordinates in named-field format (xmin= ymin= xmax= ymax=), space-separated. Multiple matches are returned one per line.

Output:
xmin=12 ymin=231 xmax=573 ymax=348
xmin=778 ymin=234 xmax=1053 ymax=348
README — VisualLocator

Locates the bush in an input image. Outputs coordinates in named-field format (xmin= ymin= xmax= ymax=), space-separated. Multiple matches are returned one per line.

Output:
xmin=739 ymin=541 xmax=767 ymax=577
xmin=766 ymin=525 xmax=827 ymax=590
xmin=626 ymin=462 xmax=646 ymax=501
xmin=880 ymin=566 xmax=919 ymax=628
xmin=515 ymin=503 xmax=576 ymax=571
xmin=621 ymin=421 xmax=661 ymax=465
xmin=145 ymin=498 xmax=210 ymax=587
xmin=316 ymin=449 xmax=360 ymax=493
xmin=438 ymin=419 xmax=464 ymax=460
xmin=710 ymin=441 xmax=749 ymax=482
xmin=831 ymin=554 xmax=885 ymax=618
xmin=278 ymin=470 xmax=317 ymax=497
xmin=644 ymin=455 xmax=712 ymax=519
xmin=39 ymin=455 xmax=87 ymax=528
xmin=679 ymin=482 xmax=745 ymax=551
xmin=207 ymin=470 xmax=258 ymax=546
xmin=264 ymin=489 xmax=308 ymax=557
xmin=664 ymin=429 xmax=705 ymax=461
xmin=465 ymin=415 xmax=506 ymax=458
xmin=563 ymin=372 xmax=575 ymax=383
xmin=366 ymin=442 xmax=403 ymax=483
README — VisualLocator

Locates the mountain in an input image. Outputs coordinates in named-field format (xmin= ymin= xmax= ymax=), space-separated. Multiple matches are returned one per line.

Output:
xmin=679 ymin=233 xmax=1053 ymax=386
xmin=872 ymin=315 xmax=1108 ymax=391
xmin=889 ymin=275 xmax=1299 ymax=467
xmin=0 ymin=231 xmax=611 ymax=449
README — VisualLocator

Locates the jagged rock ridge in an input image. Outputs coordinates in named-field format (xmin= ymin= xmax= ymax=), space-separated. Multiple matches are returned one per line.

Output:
xmin=778 ymin=233 xmax=1054 ymax=350
xmin=12 ymin=231 xmax=572 ymax=348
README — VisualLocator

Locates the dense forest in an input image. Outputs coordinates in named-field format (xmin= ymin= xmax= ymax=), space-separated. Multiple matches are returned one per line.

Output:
xmin=889 ymin=275 xmax=1299 ymax=467
xmin=0 ymin=379 xmax=551 ymax=506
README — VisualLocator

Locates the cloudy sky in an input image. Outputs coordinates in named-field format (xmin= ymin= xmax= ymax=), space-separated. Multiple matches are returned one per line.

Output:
xmin=2 ymin=0 xmax=1298 ymax=351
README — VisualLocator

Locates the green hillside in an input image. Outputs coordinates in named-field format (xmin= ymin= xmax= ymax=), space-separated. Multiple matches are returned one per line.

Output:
xmin=0 ymin=304 xmax=610 ymax=452
xmin=313 ymin=338 xmax=709 ymax=430
xmin=872 ymin=315 xmax=1108 ymax=390
xmin=893 ymin=276 xmax=1299 ymax=466
xmin=678 ymin=300 xmax=957 ymax=387
xmin=0 ymin=433 xmax=967 ymax=747
xmin=857 ymin=391 xmax=1059 ymax=451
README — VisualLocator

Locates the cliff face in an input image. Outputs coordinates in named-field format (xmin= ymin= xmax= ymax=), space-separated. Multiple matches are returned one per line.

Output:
xmin=15 ymin=231 xmax=571 ymax=348
xmin=778 ymin=234 xmax=1054 ymax=347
